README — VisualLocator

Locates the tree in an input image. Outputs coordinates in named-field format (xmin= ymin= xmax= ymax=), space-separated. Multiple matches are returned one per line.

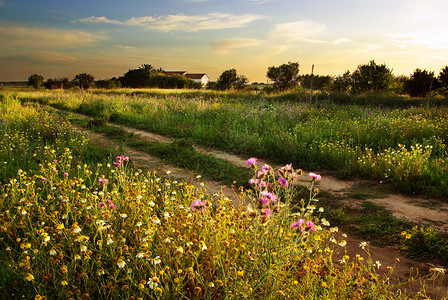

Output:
xmin=121 ymin=64 xmax=157 ymax=88
xmin=44 ymin=78 xmax=73 ymax=90
xmin=266 ymin=61 xmax=300 ymax=91
xmin=332 ymin=71 xmax=353 ymax=93
xmin=405 ymin=69 xmax=437 ymax=98
xmin=215 ymin=69 xmax=248 ymax=90
xmin=439 ymin=66 xmax=448 ymax=88
xmin=216 ymin=69 xmax=238 ymax=90
xmin=73 ymin=73 xmax=95 ymax=90
xmin=350 ymin=60 xmax=394 ymax=94
xmin=28 ymin=74 xmax=44 ymax=89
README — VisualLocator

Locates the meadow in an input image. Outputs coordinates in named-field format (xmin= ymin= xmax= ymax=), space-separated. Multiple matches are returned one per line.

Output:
xmin=3 ymin=93 xmax=441 ymax=299
xmin=12 ymin=89 xmax=448 ymax=199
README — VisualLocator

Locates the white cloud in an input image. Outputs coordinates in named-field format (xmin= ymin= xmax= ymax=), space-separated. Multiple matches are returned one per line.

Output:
xmin=0 ymin=25 xmax=107 ymax=49
xmin=114 ymin=44 xmax=136 ymax=50
xmin=212 ymin=38 xmax=263 ymax=54
xmin=247 ymin=0 xmax=273 ymax=4
xmin=269 ymin=20 xmax=326 ymax=42
xmin=79 ymin=13 xmax=264 ymax=32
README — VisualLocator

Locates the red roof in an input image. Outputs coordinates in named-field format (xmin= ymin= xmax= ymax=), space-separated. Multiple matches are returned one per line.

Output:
xmin=185 ymin=74 xmax=208 ymax=80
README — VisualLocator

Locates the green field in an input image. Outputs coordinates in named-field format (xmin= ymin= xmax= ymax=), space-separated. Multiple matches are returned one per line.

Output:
xmin=1 ymin=90 xmax=447 ymax=299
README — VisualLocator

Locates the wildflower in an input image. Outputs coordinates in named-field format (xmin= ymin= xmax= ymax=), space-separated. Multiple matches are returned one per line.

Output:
xmin=148 ymin=277 xmax=160 ymax=290
xmin=319 ymin=207 xmax=324 ymax=213
xmin=49 ymin=248 xmax=57 ymax=255
xmin=374 ymin=261 xmax=382 ymax=269
xmin=309 ymin=173 xmax=322 ymax=181
xmin=63 ymin=173 xmax=69 ymax=177
xmin=306 ymin=221 xmax=316 ymax=231
xmin=330 ymin=227 xmax=338 ymax=233
xmin=237 ymin=270 xmax=244 ymax=277
xmin=163 ymin=212 xmax=170 ymax=219
xmin=291 ymin=219 xmax=305 ymax=229
xmin=152 ymin=217 xmax=161 ymax=224
xmin=99 ymin=202 xmax=105 ymax=208
xmin=61 ymin=280 xmax=68 ymax=286
xmin=200 ymin=241 xmax=207 ymax=251
xmin=190 ymin=200 xmax=206 ymax=212
xmin=74 ymin=254 xmax=81 ymax=260
xmin=98 ymin=178 xmax=109 ymax=185
xmin=80 ymin=245 xmax=87 ymax=252
xmin=98 ymin=269 xmax=105 ymax=276
xmin=25 ymin=273 xmax=34 ymax=281
xmin=278 ymin=177 xmax=289 ymax=187
xmin=248 ymin=178 xmax=259 ymax=185
xmin=433 ymin=268 xmax=446 ymax=274
xmin=262 ymin=208 xmax=271 ymax=216
xmin=117 ymin=259 xmax=126 ymax=268
xmin=120 ymin=213 xmax=128 ymax=218
xmin=136 ymin=252 xmax=145 ymax=259
xmin=106 ymin=237 xmax=113 ymax=245
xmin=321 ymin=218 xmax=330 ymax=226
xmin=246 ymin=157 xmax=258 ymax=166
xmin=150 ymin=256 xmax=161 ymax=265
xmin=338 ymin=240 xmax=347 ymax=247
xmin=208 ymin=282 xmax=215 ymax=288
xmin=175 ymin=246 xmax=184 ymax=254
xmin=359 ymin=242 xmax=368 ymax=250
xmin=72 ymin=224 xmax=82 ymax=234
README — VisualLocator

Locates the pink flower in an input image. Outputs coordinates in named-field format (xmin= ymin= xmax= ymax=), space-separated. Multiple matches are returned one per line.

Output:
xmin=262 ymin=164 xmax=271 ymax=171
xmin=278 ymin=177 xmax=289 ymax=187
xmin=261 ymin=191 xmax=277 ymax=202
xmin=258 ymin=196 xmax=270 ymax=205
xmin=258 ymin=181 xmax=267 ymax=188
xmin=190 ymin=200 xmax=206 ymax=212
xmin=246 ymin=157 xmax=258 ymax=166
xmin=309 ymin=173 xmax=322 ymax=181
xmin=306 ymin=221 xmax=316 ymax=231
xmin=63 ymin=173 xmax=69 ymax=177
xmin=98 ymin=178 xmax=109 ymax=185
xmin=114 ymin=155 xmax=129 ymax=167
xmin=262 ymin=208 xmax=271 ymax=216
xmin=291 ymin=218 xmax=305 ymax=229
xmin=285 ymin=164 xmax=292 ymax=170
xmin=249 ymin=178 xmax=259 ymax=185
xmin=99 ymin=202 xmax=105 ymax=209
xmin=109 ymin=203 xmax=116 ymax=210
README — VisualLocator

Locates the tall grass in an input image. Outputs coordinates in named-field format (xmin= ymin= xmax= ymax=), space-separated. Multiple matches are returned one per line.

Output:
xmin=11 ymin=89 xmax=448 ymax=198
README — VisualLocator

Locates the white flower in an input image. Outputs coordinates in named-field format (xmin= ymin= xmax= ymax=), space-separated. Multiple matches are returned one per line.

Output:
xmin=330 ymin=227 xmax=338 ymax=233
xmin=136 ymin=252 xmax=145 ymax=259
xmin=434 ymin=268 xmax=446 ymax=274
xmin=338 ymin=240 xmax=347 ymax=247
xmin=80 ymin=245 xmax=87 ymax=252
xmin=152 ymin=217 xmax=161 ymax=224
xmin=148 ymin=201 xmax=155 ymax=207
xmin=120 ymin=213 xmax=128 ymax=218
xmin=163 ymin=212 xmax=170 ymax=219
xmin=147 ymin=277 xmax=159 ymax=289
xmin=106 ymin=237 xmax=113 ymax=245
xmin=136 ymin=222 xmax=142 ymax=227
xmin=117 ymin=259 xmax=126 ymax=268
xmin=374 ymin=261 xmax=381 ymax=269
xmin=151 ymin=256 xmax=161 ymax=265
xmin=359 ymin=242 xmax=368 ymax=250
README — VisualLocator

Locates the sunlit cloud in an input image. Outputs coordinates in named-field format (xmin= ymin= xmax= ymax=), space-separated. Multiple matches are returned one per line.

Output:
xmin=79 ymin=13 xmax=264 ymax=32
xmin=0 ymin=25 xmax=107 ymax=49
xmin=332 ymin=38 xmax=351 ymax=45
xmin=114 ymin=45 xmax=136 ymax=50
xmin=269 ymin=20 xmax=326 ymax=42
xmin=212 ymin=38 xmax=263 ymax=54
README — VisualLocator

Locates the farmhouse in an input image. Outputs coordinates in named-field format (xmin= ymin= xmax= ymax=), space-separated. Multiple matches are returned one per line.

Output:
xmin=163 ymin=71 xmax=210 ymax=87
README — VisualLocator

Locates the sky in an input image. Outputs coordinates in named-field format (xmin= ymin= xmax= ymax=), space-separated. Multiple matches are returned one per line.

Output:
xmin=0 ymin=0 xmax=448 ymax=82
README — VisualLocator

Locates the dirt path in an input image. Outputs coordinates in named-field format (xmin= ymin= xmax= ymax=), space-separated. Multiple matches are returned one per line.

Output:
xmin=114 ymin=122 xmax=448 ymax=232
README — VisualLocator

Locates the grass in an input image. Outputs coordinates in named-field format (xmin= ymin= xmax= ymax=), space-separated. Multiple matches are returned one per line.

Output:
xmin=12 ymin=89 xmax=448 ymax=199
xmin=1 ymin=90 xmax=447 ymax=299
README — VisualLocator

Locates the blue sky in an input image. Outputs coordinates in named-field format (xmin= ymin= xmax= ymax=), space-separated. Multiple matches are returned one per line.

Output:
xmin=0 ymin=0 xmax=447 ymax=82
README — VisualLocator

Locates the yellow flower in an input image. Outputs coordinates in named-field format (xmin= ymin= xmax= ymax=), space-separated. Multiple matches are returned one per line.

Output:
xmin=61 ymin=280 xmax=68 ymax=286
xmin=56 ymin=224 xmax=64 ymax=230
xmin=117 ymin=259 xmax=126 ymax=269
xmin=25 ymin=273 xmax=34 ymax=281
xmin=237 ymin=270 xmax=244 ymax=277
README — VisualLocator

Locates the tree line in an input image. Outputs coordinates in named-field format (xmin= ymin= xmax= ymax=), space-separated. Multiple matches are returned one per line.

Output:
xmin=28 ymin=61 xmax=448 ymax=98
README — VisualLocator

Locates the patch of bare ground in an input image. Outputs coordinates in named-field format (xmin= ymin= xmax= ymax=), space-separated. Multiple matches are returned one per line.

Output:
xmin=69 ymin=113 xmax=447 ymax=298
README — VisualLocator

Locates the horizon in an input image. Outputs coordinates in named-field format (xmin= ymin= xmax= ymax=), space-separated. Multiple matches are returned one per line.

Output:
xmin=1 ymin=0 xmax=447 ymax=82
